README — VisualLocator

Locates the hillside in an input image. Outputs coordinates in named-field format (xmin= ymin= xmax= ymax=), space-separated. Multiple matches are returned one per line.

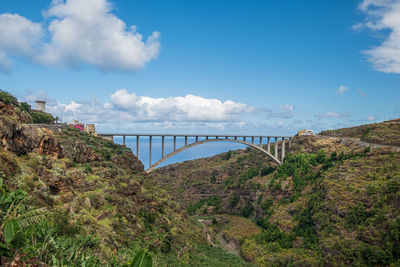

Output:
xmin=0 ymin=90 xmax=253 ymax=266
xmin=320 ymin=118 xmax=400 ymax=147
xmin=150 ymin=123 xmax=400 ymax=266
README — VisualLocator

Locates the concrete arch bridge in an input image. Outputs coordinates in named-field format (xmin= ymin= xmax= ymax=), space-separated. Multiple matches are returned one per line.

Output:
xmin=97 ymin=133 xmax=292 ymax=172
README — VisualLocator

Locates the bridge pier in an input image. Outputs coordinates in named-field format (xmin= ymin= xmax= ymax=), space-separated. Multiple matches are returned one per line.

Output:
xmin=267 ymin=137 xmax=270 ymax=152
xmin=123 ymin=135 xmax=126 ymax=146
xmin=185 ymin=136 xmax=188 ymax=146
xmin=275 ymin=137 xmax=278 ymax=159
xmin=136 ymin=136 xmax=139 ymax=158
xmin=174 ymin=136 xmax=176 ymax=152
xmin=149 ymin=136 xmax=152 ymax=167
xmin=281 ymin=137 xmax=285 ymax=162
xmin=162 ymin=136 xmax=165 ymax=158
xmin=196 ymin=136 xmax=199 ymax=143
xmin=259 ymin=137 xmax=262 ymax=146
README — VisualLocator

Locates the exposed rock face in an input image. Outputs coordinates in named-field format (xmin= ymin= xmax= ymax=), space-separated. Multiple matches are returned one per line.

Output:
xmin=0 ymin=102 xmax=31 ymax=123
xmin=61 ymin=141 xmax=100 ymax=163
xmin=0 ymin=117 xmax=62 ymax=157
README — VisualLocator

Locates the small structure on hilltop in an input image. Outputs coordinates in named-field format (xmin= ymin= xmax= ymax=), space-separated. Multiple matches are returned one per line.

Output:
xmin=85 ymin=124 xmax=97 ymax=136
xmin=68 ymin=120 xmax=85 ymax=131
xmin=298 ymin=129 xmax=315 ymax=136
xmin=35 ymin=100 xmax=46 ymax=112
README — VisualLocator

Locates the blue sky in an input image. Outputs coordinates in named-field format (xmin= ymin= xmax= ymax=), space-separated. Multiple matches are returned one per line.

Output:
xmin=0 ymin=0 xmax=399 ymax=135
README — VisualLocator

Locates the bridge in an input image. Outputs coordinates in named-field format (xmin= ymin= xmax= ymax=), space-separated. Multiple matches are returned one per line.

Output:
xmin=97 ymin=133 xmax=292 ymax=172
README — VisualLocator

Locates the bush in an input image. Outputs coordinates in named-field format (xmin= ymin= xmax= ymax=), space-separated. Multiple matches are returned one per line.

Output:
xmin=241 ymin=204 xmax=254 ymax=218
xmin=0 ymin=90 xmax=18 ymax=106
xmin=261 ymin=166 xmax=275 ymax=176
xmin=346 ymin=202 xmax=368 ymax=226
xmin=210 ymin=174 xmax=216 ymax=183
xmin=222 ymin=150 xmax=232 ymax=160
xmin=19 ymin=102 xmax=30 ymax=112
xmin=30 ymin=111 xmax=54 ymax=124
xmin=230 ymin=195 xmax=239 ymax=207
xmin=246 ymin=167 xmax=259 ymax=180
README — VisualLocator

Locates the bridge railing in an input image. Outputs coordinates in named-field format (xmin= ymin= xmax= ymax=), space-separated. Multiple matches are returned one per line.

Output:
xmin=97 ymin=133 xmax=292 ymax=170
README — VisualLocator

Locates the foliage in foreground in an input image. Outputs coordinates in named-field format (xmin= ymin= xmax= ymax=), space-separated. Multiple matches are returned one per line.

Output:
xmin=0 ymin=178 xmax=155 ymax=266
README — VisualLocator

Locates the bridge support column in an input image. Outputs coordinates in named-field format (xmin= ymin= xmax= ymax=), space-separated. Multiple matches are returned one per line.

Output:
xmin=288 ymin=137 xmax=292 ymax=147
xmin=162 ymin=136 xmax=165 ymax=158
xmin=196 ymin=136 xmax=199 ymax=143
xmin=234 ymin=136 xmax=237 ymax=140
xmin=185 ymin=136 xmax=188 ymax=146
xmin=243 ymin=137 xmax=246 ymax=142
xmin=206 ymin=136 xmax=208 ymax=140
xmin=136 ymin=136 xmax=139 ymax=158
xmin=267 ymin=137 xmax=270 ymax=152
xmin=275 ymin=137 xmax=278 ymax=159
xmin=281 ymin=137 xmax=285 ymax=162
xmin=174 ymin=136 xmax=176 ymax=152
xmin=259 ymin=137 xmax=262 ymax=146
xmin=149 ymin=136 xmax=152 ymax=168
xmin=123 ymin=135 xmax=126 ymax=146
xmin=252 ymin=137 xmax=254 ymax=144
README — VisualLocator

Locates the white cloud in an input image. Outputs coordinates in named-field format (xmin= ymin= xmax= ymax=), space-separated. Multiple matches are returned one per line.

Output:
xmin=356 ymin=0 xmax=400 ymax=74
xmin=0 ymin=0 xmax=160 ymax=72
xmin=109 ymin=89 xmax=255 ymax=122
xmin=314 ymin=112 xmax=350 ymax=118
xmin=336 ymin=85 xmax=348 ymax=94
xmin=25 ymin=89 xmax=256 ymax=126
xmin=267 ymin=104 xmax=294 ymax=119
xmin=367 ymin=115 xmax=376 ymax=121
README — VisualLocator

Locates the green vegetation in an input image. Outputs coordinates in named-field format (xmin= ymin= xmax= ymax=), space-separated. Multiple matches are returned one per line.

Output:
xmin=0 ymin=89 xmax=18 ymax=106
xmin=187 ymin=196 xmax=222 ymax=215
xmin=30 ymin=111 xmax=54 ymax=124
xmin=320 ymin=118 xmax=400 ymax=146
xmin=152 ymin=127 xmax=400 ymax=266
xmin=0 ymin=178 xmax=157 ymax=266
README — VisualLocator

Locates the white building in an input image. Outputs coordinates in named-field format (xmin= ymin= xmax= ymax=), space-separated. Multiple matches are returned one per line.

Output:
xmin=35 ymin=100 xmax=46 ymax=112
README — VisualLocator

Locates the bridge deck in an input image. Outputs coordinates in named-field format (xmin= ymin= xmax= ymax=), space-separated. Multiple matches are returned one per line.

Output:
xmin=98 ymin=133 xmax=291 ymax=138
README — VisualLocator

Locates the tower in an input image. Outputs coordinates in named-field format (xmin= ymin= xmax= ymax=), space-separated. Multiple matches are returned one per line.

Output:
xmin=35 ymin=100 xmax=46 ymax=112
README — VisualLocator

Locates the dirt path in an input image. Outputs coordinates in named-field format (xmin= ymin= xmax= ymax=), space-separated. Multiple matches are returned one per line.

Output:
xmin=319 ymin=135 xmax=400 ymax=152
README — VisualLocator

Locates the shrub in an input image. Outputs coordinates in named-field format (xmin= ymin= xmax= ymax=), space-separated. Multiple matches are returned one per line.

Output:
xmin=241 ymin=204 xmax=254 ymax=218
xmin=246 ymin=167 xmax=259 ymax=180
xmin=261 ymin=166 xmax=275 ymax=176
xmin=0 ymin=90 xmax=18 ymax=106
xmin=230 ymin=195 xmax=239 ymax=207
xmin=210 ymin=174 xmax=216 ymax=183
xmin=30 ymin=111 xmax=54 ymax=124
xmin=222 ymin=150 xmax=232 ymax=160
xmin=19 ymin=102 xmax=30 ymax=112
xmin=346 ymin=203 xmax=368 ymax=226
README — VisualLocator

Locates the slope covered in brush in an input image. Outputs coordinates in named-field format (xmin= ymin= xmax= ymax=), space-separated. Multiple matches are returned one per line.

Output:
xmin=320 ymin=118 xmax=400 ymax=147
xmin=150 ymin=133 xmax=400 ymax=266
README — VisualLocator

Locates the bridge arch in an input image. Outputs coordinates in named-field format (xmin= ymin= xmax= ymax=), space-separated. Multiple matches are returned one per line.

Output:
xmin=146 ymin=138 xmax=281 ymax=172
